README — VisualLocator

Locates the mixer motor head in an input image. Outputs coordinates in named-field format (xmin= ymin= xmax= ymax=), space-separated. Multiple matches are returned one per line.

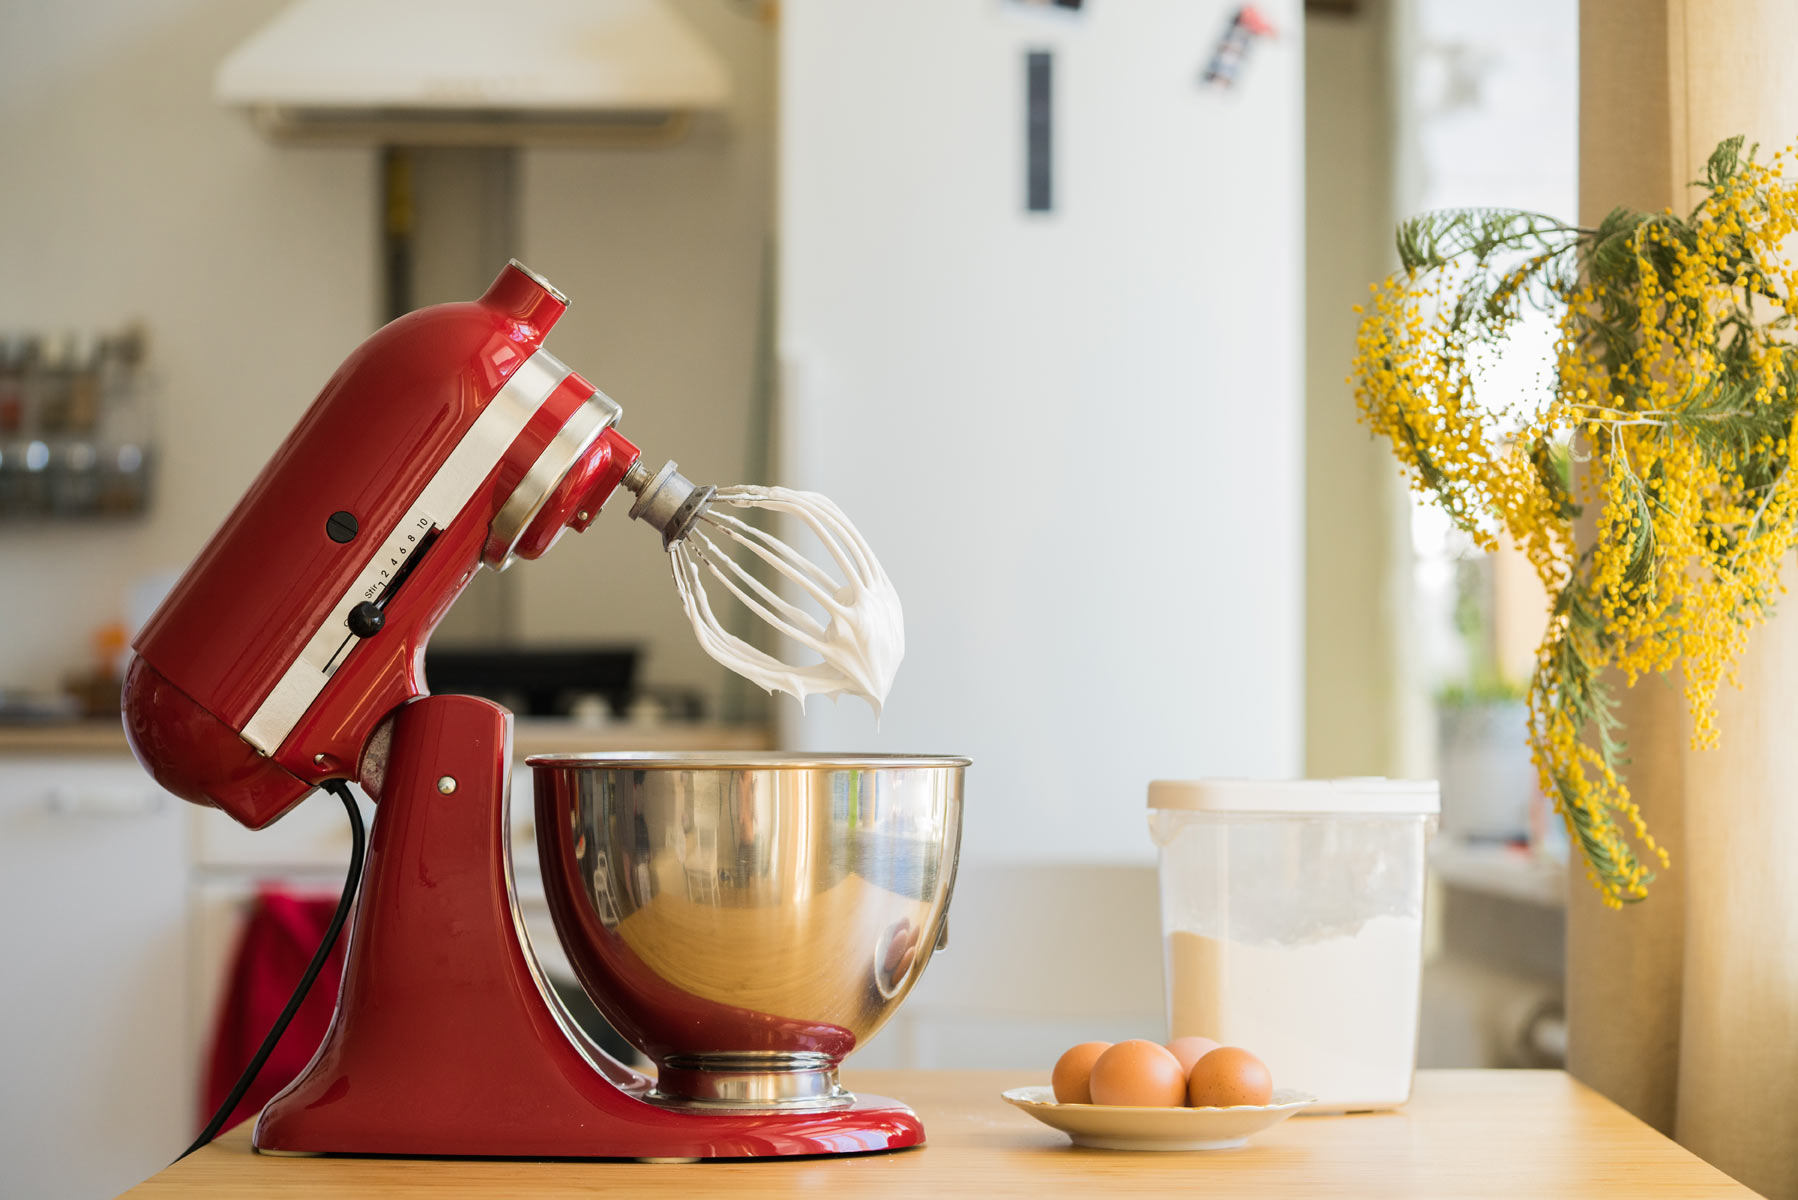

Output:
xmin=123 ymin=260 xmax=644 ymax=828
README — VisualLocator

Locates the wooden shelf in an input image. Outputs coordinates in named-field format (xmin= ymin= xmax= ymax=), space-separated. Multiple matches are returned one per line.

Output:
xmin=1431 ymin=835 xmax=1567 ymax=909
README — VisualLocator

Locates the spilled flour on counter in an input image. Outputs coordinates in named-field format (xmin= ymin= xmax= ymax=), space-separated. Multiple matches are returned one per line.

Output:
xmin=669 ymin=485 xmax=904 ymax=716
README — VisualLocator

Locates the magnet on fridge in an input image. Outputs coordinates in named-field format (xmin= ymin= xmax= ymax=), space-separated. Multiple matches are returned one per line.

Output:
xmin=1003 ymin=0 xmax=1087 ymax=15
xmin=1202 ymin=5 xmax=1276 ymax=89
xmin=1024 ymin=49 xmax=1053 ymax=213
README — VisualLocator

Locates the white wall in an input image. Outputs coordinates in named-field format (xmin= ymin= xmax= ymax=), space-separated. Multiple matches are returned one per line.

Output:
xmin=0 ymin=0 xmax=776 ymax=720
xmin=779 ymin=0 xmax=1306 ymax=864
xmin=514 ymin=0 xmax=778 ymax=720
xmin=0 ymin=0 xmax=376 ymax=693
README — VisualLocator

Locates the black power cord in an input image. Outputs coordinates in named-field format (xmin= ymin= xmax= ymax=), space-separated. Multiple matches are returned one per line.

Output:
xmin=177 ymin=779 xmax=367 ymax=1161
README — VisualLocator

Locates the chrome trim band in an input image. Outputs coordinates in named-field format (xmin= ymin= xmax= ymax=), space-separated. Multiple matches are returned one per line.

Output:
xmin=241 ymin=350 xmax=573 ymax=755
xmin=483 ymin=387 xmax=623 ymax=570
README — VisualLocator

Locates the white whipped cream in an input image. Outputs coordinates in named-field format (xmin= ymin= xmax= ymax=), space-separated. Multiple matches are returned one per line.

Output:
xmin=669 ymin=485 xmax=904 ymax=716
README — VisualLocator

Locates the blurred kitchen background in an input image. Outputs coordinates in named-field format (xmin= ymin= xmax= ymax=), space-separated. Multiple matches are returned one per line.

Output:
xmin=0 ymin=0 xmax=1577 ymax=1194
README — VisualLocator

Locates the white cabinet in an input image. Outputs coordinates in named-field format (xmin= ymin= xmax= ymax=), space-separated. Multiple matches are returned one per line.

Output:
xmin=184 ymin=770 xmax=560 ymax=1058
xmin=185 ymin=795 xmax=372 ymax=1099
xmin=0 ymin=757 xmax=192 ymax=1200
xmin=0 ymin=762 xmax=377 ymax=1199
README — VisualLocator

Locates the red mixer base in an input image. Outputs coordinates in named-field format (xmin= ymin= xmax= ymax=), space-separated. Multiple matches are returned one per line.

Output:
xmin=253 ymin=694 xmax=925 ymax=1160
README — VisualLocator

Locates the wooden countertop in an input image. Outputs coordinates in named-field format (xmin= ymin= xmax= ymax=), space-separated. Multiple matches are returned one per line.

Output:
xmin=119 ymin=1070 xmax=1755 ymax=1198
xmin=0 ymin=718 xmax=774 ymax=758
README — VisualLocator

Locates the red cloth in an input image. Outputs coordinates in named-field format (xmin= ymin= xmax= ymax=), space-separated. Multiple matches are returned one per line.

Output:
xmin=201 ymin=888 xmax=347 ymax=1133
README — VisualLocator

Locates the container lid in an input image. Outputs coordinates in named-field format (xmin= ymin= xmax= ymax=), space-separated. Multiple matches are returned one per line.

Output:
xmin=1147 ymin=778 xmax=1440 ymax=816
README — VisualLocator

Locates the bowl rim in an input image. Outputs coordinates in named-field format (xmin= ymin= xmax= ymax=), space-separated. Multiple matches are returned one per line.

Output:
xmin=525 ymin=751 xmax=972 ymax=770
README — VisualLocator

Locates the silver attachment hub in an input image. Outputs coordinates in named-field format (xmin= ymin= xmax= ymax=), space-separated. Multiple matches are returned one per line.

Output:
xmin=624 ymin=459 xmax=715 ymax=548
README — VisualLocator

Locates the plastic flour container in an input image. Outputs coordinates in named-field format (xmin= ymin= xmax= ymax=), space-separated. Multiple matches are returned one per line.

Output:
xmin=1148 ymin=779 xmax=1439 ymax=1112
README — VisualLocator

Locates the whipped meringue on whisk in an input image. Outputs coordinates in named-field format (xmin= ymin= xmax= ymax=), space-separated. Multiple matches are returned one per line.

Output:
xmin=667 ymin=484 xmax=904 ymax=715
xmin=620 ymin=462 xmax=905 ymax=715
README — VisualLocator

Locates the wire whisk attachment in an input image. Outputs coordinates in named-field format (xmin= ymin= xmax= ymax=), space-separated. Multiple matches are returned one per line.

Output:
xmin=677 ymin=487 xmax=903 ymax=714
xmin=623 ymin=461 xmax=903 ymax=714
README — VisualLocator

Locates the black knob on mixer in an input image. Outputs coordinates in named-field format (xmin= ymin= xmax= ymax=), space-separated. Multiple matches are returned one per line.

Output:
xmin=347 ymin=601 xmax=386 ymax=638
xmin=325 ymin=510 xmax=359 ymax=543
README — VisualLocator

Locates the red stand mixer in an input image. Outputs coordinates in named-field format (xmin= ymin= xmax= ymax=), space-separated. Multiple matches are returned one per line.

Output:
xmin=121 ymin=261 xmax=964 ymax=1160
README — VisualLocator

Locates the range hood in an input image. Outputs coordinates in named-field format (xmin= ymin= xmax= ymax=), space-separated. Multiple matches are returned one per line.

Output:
xmin=216 ymin=0 xmax=731 ymax=146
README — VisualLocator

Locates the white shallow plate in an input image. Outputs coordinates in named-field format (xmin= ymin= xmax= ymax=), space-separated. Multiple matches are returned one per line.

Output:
xmin=1001 ymin=1086 xmax=1315 ymax=1151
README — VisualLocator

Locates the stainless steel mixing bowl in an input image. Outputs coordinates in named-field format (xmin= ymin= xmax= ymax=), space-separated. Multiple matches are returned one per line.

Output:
xmin=530 ymin=752 xmax=967 ymax=1111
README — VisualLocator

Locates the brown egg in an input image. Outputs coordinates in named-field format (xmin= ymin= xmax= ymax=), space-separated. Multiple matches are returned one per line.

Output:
xmin=1165 ymin=1035 xmax=1221 ymax=1076
xmin=1089 ymin=1040 xmax=1188 ymax=1107
xmin=1050 ymin=1041 xmax=1111 ymax=1104
xmin=1186 ymin=1046 xmax=1274 ymax=1108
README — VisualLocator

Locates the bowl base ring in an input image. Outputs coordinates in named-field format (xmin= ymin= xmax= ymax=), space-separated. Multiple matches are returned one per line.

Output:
xmin=648 ymin=1053 xmax=856 ymax=1113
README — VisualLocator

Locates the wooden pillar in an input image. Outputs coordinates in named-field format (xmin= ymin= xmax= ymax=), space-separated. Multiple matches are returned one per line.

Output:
xmin=1575 ymin=3 xmax=1798 ymax=1194
xmin=1304 ymin=0 xmax=1412 ymax=779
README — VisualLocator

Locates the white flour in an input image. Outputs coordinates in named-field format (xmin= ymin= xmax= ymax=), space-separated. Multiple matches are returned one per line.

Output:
xmin=1166 ymin=915 xmax=1423 ymax=1111
xmin=670 ymin=485 xmax=904 ymax=715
